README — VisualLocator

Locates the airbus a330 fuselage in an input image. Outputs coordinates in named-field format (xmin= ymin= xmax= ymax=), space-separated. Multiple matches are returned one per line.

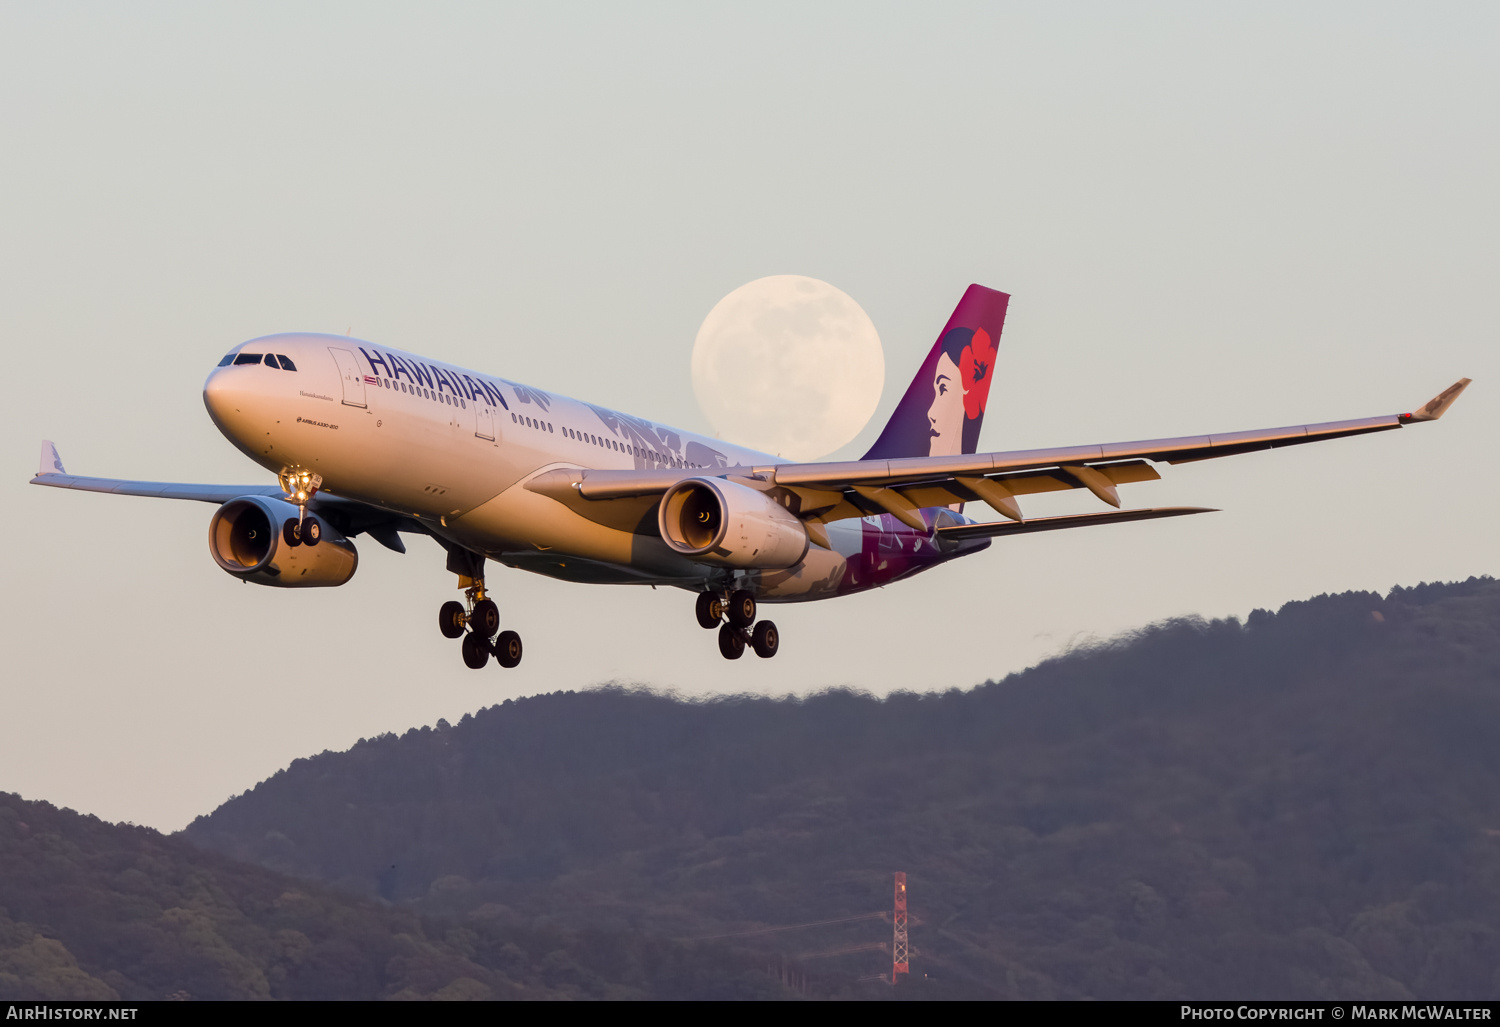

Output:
xmin=32 ymin=285 xmax=1470 ymax=666
xmin=203 ymin=332 xmax=928 ymax=600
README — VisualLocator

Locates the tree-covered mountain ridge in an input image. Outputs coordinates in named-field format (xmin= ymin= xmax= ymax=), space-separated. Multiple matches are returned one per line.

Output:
xmin=0 ymin=789 xmax=791 ymax=1000
xmin=181 ymin=575 xmax=1500 ymax=999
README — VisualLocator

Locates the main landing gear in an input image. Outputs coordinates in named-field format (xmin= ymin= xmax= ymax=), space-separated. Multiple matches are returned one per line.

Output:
xmin=696 ymin=588 xmax=778 ymax=660
xmin=439 ymin=585 xmax=522 ymax=670
xmin=436 ymin=545 xmax=522 ymax=671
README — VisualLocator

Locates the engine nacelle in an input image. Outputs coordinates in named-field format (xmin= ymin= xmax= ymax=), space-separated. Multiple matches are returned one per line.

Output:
xmin=208 ymin=496 xmax=358 ymax=587
xmin=659 ymin=477 xmax=809 ymax=569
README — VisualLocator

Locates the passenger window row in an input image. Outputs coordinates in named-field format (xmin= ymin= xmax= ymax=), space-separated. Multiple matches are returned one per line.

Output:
xmin=551 ymin=422 xmax=701 ymax=469
xmin=376 ymin=377 xmax=465 ymax=408
xmin=218 ymin=352 xmax=297 ymax=371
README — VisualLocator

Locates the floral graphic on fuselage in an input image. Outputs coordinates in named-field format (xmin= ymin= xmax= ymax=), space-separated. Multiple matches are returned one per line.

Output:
xmin=502 ymin=380 xmax=553 ymax=411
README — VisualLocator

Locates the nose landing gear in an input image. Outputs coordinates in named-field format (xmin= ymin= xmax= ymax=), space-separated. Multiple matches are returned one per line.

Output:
xmin=698 ymin=588 xmax=778 ymax=660
xmin=275 ymin=469 xmax=326 ymax=548
xmin=278 ymin=469 xmax=324 ymax=537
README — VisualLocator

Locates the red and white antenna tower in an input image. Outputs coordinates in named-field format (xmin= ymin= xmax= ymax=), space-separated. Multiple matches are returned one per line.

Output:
xmin=892 ymin=871 xmax=909 ymax=983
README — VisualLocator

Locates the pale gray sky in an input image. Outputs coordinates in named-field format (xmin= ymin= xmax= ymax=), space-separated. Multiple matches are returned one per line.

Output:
xmin=3 ymin=2 xmax=1497 ymax=831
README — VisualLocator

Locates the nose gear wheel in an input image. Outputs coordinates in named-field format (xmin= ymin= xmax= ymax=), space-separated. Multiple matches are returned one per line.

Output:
xmin=282 ymin=517 xmax=322 ymax=548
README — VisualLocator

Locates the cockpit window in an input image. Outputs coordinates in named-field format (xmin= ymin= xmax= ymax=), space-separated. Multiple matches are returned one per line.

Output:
xmin=275 ymin=354 xmax=297 ymax=371
xmin=217 ymin=353 xmax=235 ymax=367
xmin=234 ymin=353 xmax=263 ymax=365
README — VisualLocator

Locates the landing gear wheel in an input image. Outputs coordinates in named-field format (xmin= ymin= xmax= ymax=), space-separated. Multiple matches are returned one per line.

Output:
xmin=493 ymin=630 xmax=522 ymax=669
xmin=695 ymin=592 xmax=724 ymax=629
xmin=727 ymin=589 xmax=757 ymax=629
xmin=471 ymin=598 xmax=500 ymax=638
xmin=751 ymin=620 xmax=779 ymax=659
xmin=438 ymin=601 xmax=466 ymax=639
xmin=302 ymin=518 xmax=321 ymax=546
xmin=461 ymin=631 xmax=490 ymax=669
xmin=282 ymin=519 xmax=303 ymax=547
xmin=718 ymin=623 xmax=746 ymax=660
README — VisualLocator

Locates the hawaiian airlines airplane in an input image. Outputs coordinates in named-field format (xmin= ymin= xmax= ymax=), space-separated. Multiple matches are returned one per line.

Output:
xmin=31 ymin=285 xmax=1470 ymax=668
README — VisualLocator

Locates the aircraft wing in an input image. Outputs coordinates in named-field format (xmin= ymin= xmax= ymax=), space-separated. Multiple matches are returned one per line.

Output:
xmin=935 ymin=506 xmax=1218 ymax=541
xmin=529 ymin=378 xmax=1471 ymax=531
xmin=31 ymin=440 xmax=284 ymax=502
xmin=29 ymin=441 xmax=421 ymax=552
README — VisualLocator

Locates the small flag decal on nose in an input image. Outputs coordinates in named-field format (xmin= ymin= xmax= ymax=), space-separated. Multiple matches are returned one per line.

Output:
xmin=364 ymin=376 xmax=380 ymax=384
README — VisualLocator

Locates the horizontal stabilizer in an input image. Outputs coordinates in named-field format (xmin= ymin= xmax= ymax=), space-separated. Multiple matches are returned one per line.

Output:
xmin=936 ymin=506 xmax=1216 ymax=542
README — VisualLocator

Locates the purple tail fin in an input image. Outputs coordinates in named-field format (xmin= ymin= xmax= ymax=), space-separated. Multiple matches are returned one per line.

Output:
xmin=862 ymin=284 xmax=1010 ymax=460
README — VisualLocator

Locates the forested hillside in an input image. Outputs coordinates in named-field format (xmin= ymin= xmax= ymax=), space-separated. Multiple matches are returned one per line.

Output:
xmin=184 ymin=576 xmax=1500 ymax=999
xmin=0 ymin=792 xmax=786 ymax=999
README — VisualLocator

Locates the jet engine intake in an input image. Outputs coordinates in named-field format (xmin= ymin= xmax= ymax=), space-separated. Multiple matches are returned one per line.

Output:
xmin=658 ymin=477 xmax=809 ymax=569
xmin=208 ymin=496 xmax=358 ymax=587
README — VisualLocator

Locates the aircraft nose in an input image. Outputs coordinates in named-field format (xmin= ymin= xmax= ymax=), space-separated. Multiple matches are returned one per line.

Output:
xmin=203 ymin=369 xmax=233 ymax=423
xmin=203 ymin=365 xmax=257 ymax=438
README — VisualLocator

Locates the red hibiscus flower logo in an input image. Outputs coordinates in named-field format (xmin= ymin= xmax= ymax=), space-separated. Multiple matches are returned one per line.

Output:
xmin=959 ymin=328 xmax=996 ymax=420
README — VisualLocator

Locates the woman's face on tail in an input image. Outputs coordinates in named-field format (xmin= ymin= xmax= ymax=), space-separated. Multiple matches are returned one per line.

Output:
xmin=926 ymin=351 xmax=964 ymax=457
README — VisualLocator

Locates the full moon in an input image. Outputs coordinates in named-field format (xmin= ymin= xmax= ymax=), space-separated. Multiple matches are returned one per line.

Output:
xmin=691 ymin=275 xmax=885 ymax=461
